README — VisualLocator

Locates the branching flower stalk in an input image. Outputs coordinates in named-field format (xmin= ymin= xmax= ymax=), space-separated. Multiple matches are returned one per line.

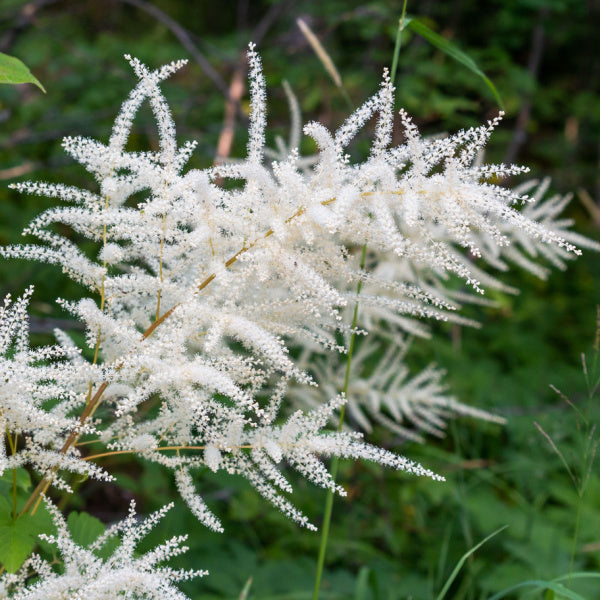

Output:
xmin=0 ymin=40 xmax=598 ymax=597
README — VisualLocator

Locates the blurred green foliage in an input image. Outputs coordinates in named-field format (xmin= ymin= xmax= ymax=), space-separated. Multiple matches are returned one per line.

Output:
xmin=0 ymin=0 xmax=599 ymax=598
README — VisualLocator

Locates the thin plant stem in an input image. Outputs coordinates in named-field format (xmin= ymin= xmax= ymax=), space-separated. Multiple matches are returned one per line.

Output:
xmin=312 ymin=9 xmax=408 ymax=595
xmin=312 ymin=243 xmax=367 ymax=600
xmin=83 ymin=444 xmax=254 ymax=461
xmin=568 ymin=496 xmax=582 ymax=584
xmin=19 ymin=381 xmax=109 ymax=517
xmin=534 ymin=421 xmax=578 ymax=489
xmin=391 ymin=0 xmax=409 ymax=86
xmin=296 ymin=17 xmax=353 ymax=111
xmin=435 ymin=526 xmax=507 ymax=600
xmin=7 ymin=431 xmax=18 ymax=519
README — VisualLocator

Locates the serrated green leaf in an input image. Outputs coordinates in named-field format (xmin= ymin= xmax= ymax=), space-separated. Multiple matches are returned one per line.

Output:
xmin=95 ymin=535 xmax=120 ymax=561
xmin=404 ymin=18 xmax=503 ymax=108
xmin=0 ymin=52 xmax=46 ymax=93
xmin=67 ymin=511 xmax=105 ymax=548
xmin=0 ymin=515 xmax=36 ymax=573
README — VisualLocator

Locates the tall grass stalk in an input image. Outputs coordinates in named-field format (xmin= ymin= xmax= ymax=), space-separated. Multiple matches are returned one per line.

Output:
xmin=535 ymin=307 xmax=600 ymax=587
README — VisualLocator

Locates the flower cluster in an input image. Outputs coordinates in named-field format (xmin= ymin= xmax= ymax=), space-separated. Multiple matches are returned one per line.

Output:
xmin=0 ymin=501 xmax=204 ymax=599
xmin=0 ymin=44 xmax=596 ymax=595
xmin=0 ymin=288 xmax=110 ymax=490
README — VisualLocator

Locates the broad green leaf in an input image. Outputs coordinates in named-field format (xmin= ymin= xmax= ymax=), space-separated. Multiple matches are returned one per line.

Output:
xmin=0 ymin=515 xmax=37 ymax=573
xmin=27 ymin=502 xmax=57 ymax=555
xmin=0 ymin=498 xmax=55 ymax=572
xmin=0 ymin=52 xmax=45 ymax=93
xmin=0 ymin=468 xmax=31 ymax=493
xmin=404 ymin=17 xmax=503 ymax=108
xmin=0 ymin=497 xmax=13 ymax=522
xmin=67 ymin=511 xmax=106 ymax=548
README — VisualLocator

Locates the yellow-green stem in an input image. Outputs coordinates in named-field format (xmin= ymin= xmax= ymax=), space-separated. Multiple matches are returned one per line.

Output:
xmin=391 ymin=0 xmax=409 ymax=85
xmin=7 ymin=431 xmax=18 ymax=519
xmin=312 ymin=4 xmax=406 ymax=594
xmin=568 ymin=494 xmax=582 ymax=585
xmin=312 ymin=243 xmax=367 ymax=600
xmin=155 ymin=214 xmax=166 ymax=321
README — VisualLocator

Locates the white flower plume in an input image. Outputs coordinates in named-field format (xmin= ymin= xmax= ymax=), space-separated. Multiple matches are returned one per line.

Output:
xmin=0 ymin=288 xmax=110 ymax=487
xmin=0 ymin=500 xmax=204 ymax=600
xmin=291 ymin=338 xmax=505 ymax=443
xmin=1 ymin=45 xmax=593 ymax=535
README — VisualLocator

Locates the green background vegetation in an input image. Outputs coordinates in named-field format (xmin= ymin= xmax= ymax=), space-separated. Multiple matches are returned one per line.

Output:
xmin=0 ymin=0 xmax=599 ymax=598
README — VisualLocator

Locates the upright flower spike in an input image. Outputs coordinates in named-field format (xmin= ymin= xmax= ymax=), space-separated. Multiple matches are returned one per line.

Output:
xmin=246 ymin=42 xmax=267 ymax=164
xmin=111 ymin=56 xmax=188 ymax=163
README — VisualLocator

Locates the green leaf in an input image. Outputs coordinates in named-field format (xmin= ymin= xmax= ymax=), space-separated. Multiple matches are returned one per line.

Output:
xmin=0 ymin=52 xmax=46 ymax=93
xmin=67 ymin=511 xmax=106 ymax=548
xmin=404 ymin=18 xmax=503 ymax=108
xmin=0 ymin=515 xmax=37 ymax=573
xmin=487 ymin=576 xmax=600 ymax=600
xmin=0 ymin=497 xmax=13 ymax=523
xmin=354 ymin=566 xmax=371 ymax=600
xmin=28 ymin=502 xmax=57 ymax=555
xmin=0 ymin=468 xmax=31 ymax=494
xmin=0 ymin=497 xmax=56 ymax=572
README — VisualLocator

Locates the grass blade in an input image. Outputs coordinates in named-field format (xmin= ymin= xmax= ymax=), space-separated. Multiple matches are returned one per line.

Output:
xmin=296 ymin=18 xmax=352 ymax=110
xmin=487 ymin=579 xmax=595 ymax=600
xmin=435 ymin=525 xmax=507 ymax=600
xmin=238 ymin=577 xmax=253 ymax=600
xmin=405 ymin=18 xmax=502 ymax=108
